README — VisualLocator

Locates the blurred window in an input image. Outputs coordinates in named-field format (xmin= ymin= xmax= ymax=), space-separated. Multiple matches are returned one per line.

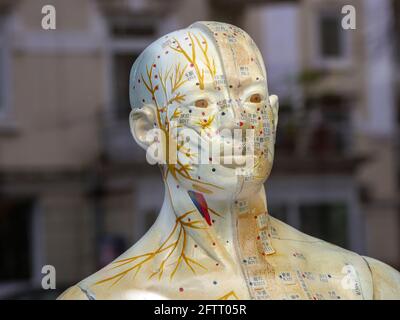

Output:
xmin=0 ymin=198 xmax=34 ymax=281
xmin=108 ymin=19 xmax=155 ymax=120
xmin=299 ymin=203 xmax=348 ymax=248
xmin=319 ymin=12 xmax=343 ymax=58
xmin=111 ymin=24 xmax=155 ymax=38
xmin=305 ymin=94 xmax=351 ymax=156
xmin=314 ymin=9 xmax=351 ymax=68
xmin=274 ymin=101 xmax=297 ymax=154
xmin=0 ymin=16 xmax=4 ymax=111
xmin=113 ymin=53 xmax=139 ymax=119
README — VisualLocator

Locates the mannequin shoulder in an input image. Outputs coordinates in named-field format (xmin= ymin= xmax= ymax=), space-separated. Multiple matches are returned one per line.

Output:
xmin=363 ymin=256 xmax=400 ymax=299
xmin=57 ymin=285 xmax=89 ymax=300
xmin=57 ymin=284 xmax=169 ymax=300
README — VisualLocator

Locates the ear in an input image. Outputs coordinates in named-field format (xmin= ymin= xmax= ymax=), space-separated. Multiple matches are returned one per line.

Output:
xmin=269 ymin=95 xmax=279 ymax=132
xmin=129 ymin=105 xmax=156 ymax=150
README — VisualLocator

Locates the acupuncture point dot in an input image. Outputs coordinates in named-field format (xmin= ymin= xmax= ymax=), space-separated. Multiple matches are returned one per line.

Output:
xmin=179 ymin=287 xmax=184 ymax=292
xmin=213 ymin=281 xmax=217 ymax=285
xmin=212 ymin=168 xmax=216 ymax=172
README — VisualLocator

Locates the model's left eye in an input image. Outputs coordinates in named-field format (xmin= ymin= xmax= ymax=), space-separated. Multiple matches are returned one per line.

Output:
xmin=249 ymin=93 xmax=262 ymax=103
xmin=194 ymin=99 xmax=208 ymax=108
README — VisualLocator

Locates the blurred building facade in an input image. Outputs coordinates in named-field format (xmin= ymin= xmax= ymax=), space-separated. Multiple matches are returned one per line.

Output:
xmin=0 ymin=0 xmax=398 ymax=298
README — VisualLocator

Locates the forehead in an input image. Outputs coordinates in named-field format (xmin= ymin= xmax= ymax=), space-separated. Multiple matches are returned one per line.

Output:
xmin=140 ymin=23 xmax=265 ymax=90
xmin=192 ymin=22 xmax=266 ymax=90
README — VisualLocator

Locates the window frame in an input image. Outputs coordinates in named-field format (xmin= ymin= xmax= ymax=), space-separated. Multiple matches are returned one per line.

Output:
xmin=0 ymin=200 xmax=43 ymax=299
xmin=0 ymin=14 xmax=13 ymax=126
xmin=312 ymin=7 xmax=353 ymax=69
xmin=105 ymin=30 xmax=153 ymax=122
xmin=267 ymin=175 xmax=364 ymax=253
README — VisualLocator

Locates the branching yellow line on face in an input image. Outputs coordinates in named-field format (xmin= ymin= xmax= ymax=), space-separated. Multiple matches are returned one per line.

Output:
xmin=140 ymin=60 xmax=224 ymax=191
xmin=170 ymin=32 xmax=215 ymax=90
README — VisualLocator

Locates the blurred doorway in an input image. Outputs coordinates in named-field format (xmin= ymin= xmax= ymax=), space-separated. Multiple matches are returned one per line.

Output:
xmin=0 ymin=197 xmax=40 ymax=298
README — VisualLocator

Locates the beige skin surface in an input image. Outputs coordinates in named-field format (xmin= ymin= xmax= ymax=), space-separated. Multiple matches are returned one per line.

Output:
xmin=59 ymin=21 xmax=400 ymax=300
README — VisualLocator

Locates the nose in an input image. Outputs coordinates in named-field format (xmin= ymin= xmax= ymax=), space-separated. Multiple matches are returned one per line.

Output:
xmin=219 ymin=99 xmax=250 ymax=130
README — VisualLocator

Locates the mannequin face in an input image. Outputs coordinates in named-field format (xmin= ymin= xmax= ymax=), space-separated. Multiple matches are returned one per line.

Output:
xmin=130 ymin=22 xmax=279 ymax=200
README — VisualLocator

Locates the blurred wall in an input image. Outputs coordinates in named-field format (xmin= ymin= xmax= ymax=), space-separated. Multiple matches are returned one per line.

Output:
xmin=0 ymin=0 xmax=398 ymax=299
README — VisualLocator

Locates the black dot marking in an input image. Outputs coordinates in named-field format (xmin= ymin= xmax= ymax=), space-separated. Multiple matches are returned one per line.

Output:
xmin=212 ymin=168 xmax=216 ymax=172
xmin=213 ymin=281 xmax=217 ymax=285
xmin=221 ymin=112 xmax=226 ymax=116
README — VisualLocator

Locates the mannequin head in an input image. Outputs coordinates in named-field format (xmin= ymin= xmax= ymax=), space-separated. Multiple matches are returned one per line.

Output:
xmin=129 ymin=21 xmax=279 ymax=201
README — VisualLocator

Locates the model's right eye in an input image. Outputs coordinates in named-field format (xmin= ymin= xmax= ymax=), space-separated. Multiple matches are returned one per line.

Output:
xmin=194 ymin=99 xmax=209 ymax=108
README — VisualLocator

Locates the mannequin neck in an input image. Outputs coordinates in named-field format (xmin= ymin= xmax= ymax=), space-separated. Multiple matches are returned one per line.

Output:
xmin=150 ymin=174 xmax=271 ymax=266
